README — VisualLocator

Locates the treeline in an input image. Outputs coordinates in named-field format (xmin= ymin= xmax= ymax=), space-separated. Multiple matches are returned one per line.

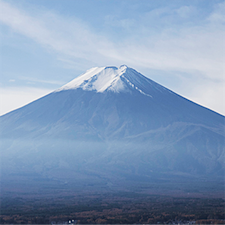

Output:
xmin=0 ymin=194 xmax=224 ymax=224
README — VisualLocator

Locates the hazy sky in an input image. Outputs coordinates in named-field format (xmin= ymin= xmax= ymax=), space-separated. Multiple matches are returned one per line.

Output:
xmin=0 ymin=0 xmax=225 ymax=115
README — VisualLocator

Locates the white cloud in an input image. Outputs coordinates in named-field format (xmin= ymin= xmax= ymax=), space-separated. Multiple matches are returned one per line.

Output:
xmin=19 ymin=77 xmax=64 ymax=86
xmin=187 ymin=80 xmax=225 ymax=116
xmin=1 ymin=0 xmax=224 ymax=77
xmin=0 ymin=0 xmax=114 ymax=67
xmin=0 ymin=87 xmax=53 ymax=116
xmin=176 ymin=6 xmax=196 ymax=18
xmin=0 ymin=0 xmax=224 ymax=115
xmin=208 ymin=1 xmax=225 ymax=23
xmin=119 ymin=25 xmax=225 ymax=81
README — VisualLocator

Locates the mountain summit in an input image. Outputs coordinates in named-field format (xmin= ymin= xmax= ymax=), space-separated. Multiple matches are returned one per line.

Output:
xmin=1 ymin=65 xmax=224 ymax=194
xmin=57 ymin=65 xmax=129 ymax=93
xmin=56 ymin=65 xmax=159 ymax=98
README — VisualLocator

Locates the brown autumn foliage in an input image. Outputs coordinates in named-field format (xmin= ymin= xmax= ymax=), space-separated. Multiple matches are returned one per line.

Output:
xmin=0 ymin=192 xmax=224 ymax=224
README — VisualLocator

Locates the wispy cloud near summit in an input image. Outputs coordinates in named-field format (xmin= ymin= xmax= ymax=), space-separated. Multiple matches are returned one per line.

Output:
xmin=0 ymin=0 xmax=224 ymax=115
xmin=0 ymin=0 xmax=115 ymax=67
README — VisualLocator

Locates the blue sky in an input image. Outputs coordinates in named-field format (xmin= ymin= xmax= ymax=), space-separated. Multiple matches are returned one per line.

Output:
xmin=0 ymin=0 xmax=225 ymax=115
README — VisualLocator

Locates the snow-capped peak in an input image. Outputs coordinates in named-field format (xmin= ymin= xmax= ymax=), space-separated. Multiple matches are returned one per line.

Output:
xmin=56 ymin=65 xmax=157 ymax=97
xmin=56 ymin=65 xmax=129 ymax=93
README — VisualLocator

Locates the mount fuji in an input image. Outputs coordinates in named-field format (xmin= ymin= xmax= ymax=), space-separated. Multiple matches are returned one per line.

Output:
xmin=1 ymin=65 xmax=224 ymax=194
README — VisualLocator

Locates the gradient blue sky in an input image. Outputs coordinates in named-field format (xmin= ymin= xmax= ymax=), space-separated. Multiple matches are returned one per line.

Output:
xmin=0 ymin=0 xmax=225 ymax=115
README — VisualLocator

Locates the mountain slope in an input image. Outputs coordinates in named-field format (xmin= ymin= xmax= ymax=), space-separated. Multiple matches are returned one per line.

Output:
xmin=0 ymin=65 xmax=224 ymax=194
xmin=1 ymin=65 xmax=223 ymax=139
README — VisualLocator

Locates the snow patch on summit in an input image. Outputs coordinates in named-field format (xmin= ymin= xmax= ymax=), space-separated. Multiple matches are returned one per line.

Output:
xmin=121 ymin=75 xmax=152 ymax=98
xmin=56 ymin=65 xmax=153 ymax=98
xmin=56 ymin=65 xmax=129 ymax=93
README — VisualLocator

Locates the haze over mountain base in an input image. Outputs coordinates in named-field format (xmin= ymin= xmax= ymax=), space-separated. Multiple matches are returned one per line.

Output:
xmin=0 ymin=65 xmax=224 ymax=200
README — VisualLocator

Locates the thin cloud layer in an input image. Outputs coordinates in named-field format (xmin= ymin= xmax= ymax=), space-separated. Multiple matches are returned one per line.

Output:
xmin=0 ymin=0 xmax=224 ymax=115
xmin=0 ymin=87 xmax=53 ymax=116
xmin=0 ymin=0 xmax=114 ymax=65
